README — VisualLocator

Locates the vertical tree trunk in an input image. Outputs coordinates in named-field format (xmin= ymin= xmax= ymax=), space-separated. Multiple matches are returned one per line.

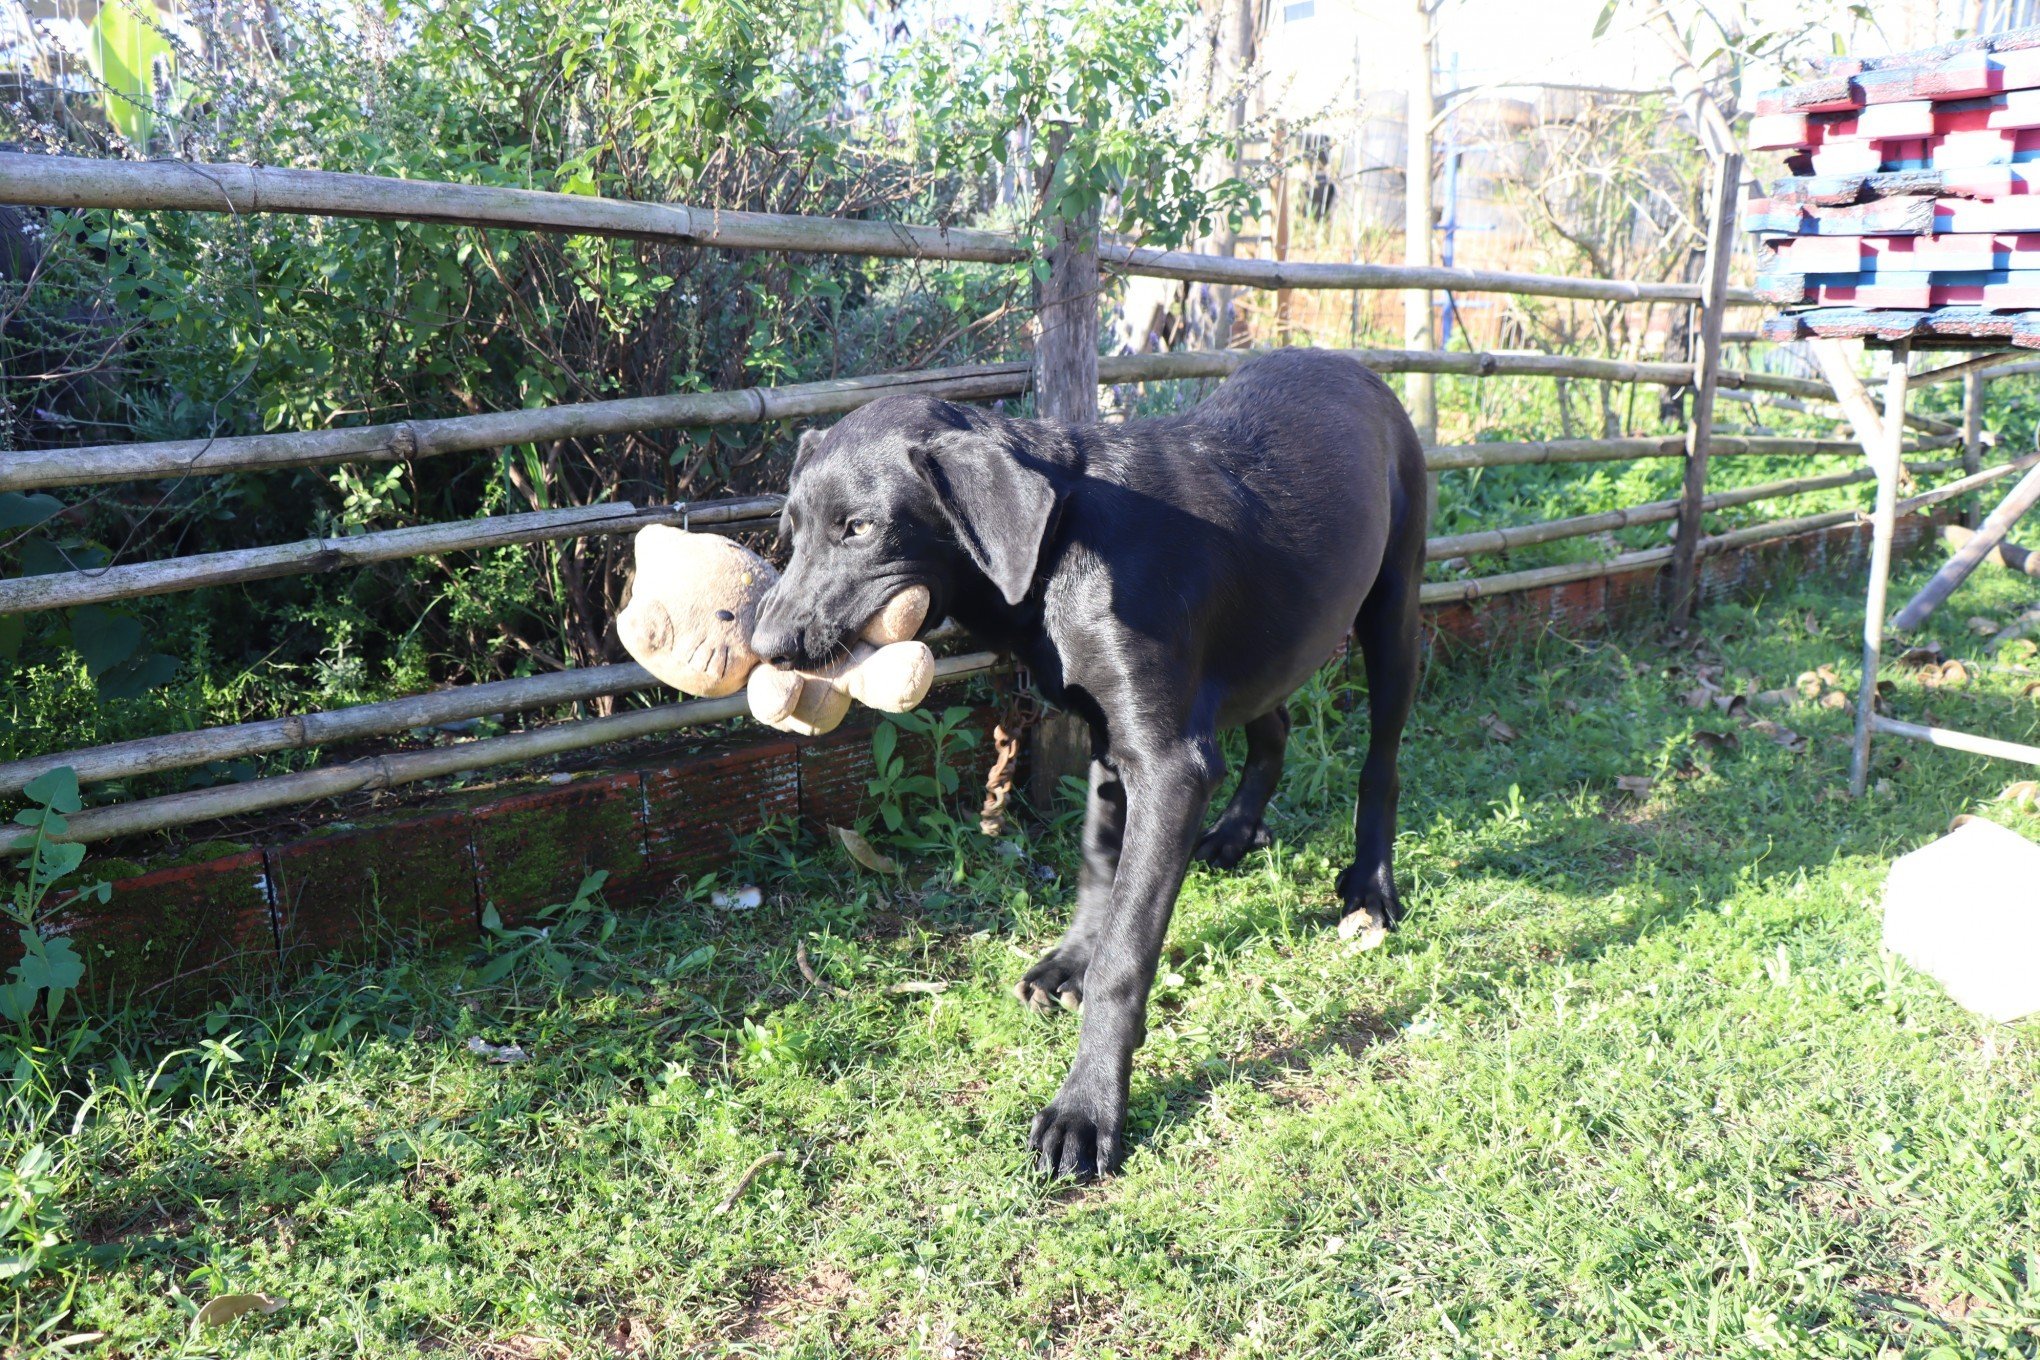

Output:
xmin=1028 ymin=177 xmax=1101 ymax=809
xmin=1403 ymin=0 xmax=1438 ymax=454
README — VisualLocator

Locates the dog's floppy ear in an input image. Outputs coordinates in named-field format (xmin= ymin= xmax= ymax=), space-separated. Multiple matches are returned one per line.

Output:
xmin=791 ymin=427 xmax=827 ymax=483
xmin=911 ymin=428 xmax=1062 ymax=606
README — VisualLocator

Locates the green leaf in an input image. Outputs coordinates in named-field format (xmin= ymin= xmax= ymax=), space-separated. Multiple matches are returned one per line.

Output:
xmin=85 ymin=0 xmax=178 ymax=145
xmin=22 ymin=767 xmax=80 ymax=816
xmin=1592 ymin=0 xmax=1620 ymax=40
xmin=95 ymin=652 xmax=179 ymax=700
xmin=0 ymin=494 xmax=63 ymax=532
xmin=34 ymin=841 xmax=86 ymax=883
xmin=68 ymin=606 xmax=141 ymax=678
xmin=871 ymin=723 xmax=898 ymax=773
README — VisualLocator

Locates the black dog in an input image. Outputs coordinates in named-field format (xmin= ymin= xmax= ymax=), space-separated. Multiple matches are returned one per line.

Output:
xmin=753 ymin=349 xmax=1427 ymax=1179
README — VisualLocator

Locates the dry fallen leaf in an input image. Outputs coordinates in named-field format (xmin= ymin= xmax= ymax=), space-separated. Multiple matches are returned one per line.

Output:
xmin=1816 ymin=664 xmax=1841 ymax=686
xmin=1749 ymin=720 xmax=1808 ymax=753
xmin=1679 ymin=685 xmax=1715 ymax=710
xmin=1713 ymin=693 xmax=1747 ymax=717
xmin=1896 ymin=644 xmax=1945 ymax=670
xmin=1691 ymin=730 xmax=1740 ymax=755
xmin=1752 ymin=688 xmax=1795 ymax=707
xmin=888 ymin=979 xmax=950 ymax=995
xmin=192 ymin=1295 xmax=285 ymax=1331
xmin=1969 ymin=616 xmax=2001 ymax=636
xmin=1615 ymin=775 xmax=1654 ymax=797
xmin=1478 ymin=714 xmax=1519 ymax=741
xmin=1820 ymin=690 xmax=1849 ymax=710
xmin=2002 ymin=781 xmax=2040 ymax=807
xmin=1795 ymin=670 xmax=1825 ymax=697
xmin=710 ymin=885 xmax=763 ymax=911
xmin=830 ymin=826 xmax=900 ymax=874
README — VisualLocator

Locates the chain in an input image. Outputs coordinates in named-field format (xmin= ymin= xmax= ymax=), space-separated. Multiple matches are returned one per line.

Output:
xmin=977 ymin=664 xmax=1042 ymax=837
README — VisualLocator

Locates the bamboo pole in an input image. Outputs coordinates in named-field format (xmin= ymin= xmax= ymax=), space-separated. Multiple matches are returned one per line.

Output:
xmin=1962 ymin=369 xmax=1985 ymax=527
xmin=1912 ymin=349 xmax=2028 ymax=388
xmin=0 ymin=152 xmax=1030 ymax=263
xmin=6 ymin=430 xmax=1964 ymax=617
xmin=0 ymin=361 xmax=1041 ymax=492
xmin=3 ymin=348 xmax=1948 ymax=494
xmin=0 ymin=663 xmax=658 ymax=795
xmin=1425 ymin=458 xmax=1965 ymax=560
xmin=1890 ymin=451 xmax=2040 ymax=518
xmin=0 ymin=651 xmax=1003 ymax=851
xmin=0 ymin=152 xmax=1767 ymax=305
xmin=1869 ymin=714 xmax=2040 ymax=768
xmin=1422 ymin=499 xmax=1899 ymax=607
xmin=1421 ymin=546 xmax=1674 ymax=605
xmin=1850 ymin=345 xmax=1912 ymax=797
xmin=1669 ymin=153 xmax=1741 ymax=627
xmin=1888 ymin=458 xmax=2040 ymax=633
xmin=0 ymin=497 xmax=781 ymax=615
xmin=1424 ymin=433 xmax=1952 ymax=472
xmin=1097 ymin=245 xmax=1760 ymax=305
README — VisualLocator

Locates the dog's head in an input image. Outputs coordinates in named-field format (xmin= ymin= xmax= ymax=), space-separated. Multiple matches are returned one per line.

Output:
xmin=752 ymin=395 xmax=1068 ymax=670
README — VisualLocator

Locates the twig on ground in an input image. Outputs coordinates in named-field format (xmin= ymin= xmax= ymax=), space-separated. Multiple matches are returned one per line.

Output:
xmin=713 ymin=1150 xmax=788 ymax=1216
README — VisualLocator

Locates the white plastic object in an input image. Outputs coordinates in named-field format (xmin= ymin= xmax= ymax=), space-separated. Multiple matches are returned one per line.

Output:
xmin=1882 ymin=816 xmax=2040 ymax=1023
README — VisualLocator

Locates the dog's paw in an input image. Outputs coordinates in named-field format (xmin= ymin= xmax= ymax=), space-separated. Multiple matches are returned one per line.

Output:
xmin=1191 ymin=817 xmax=1273 ymax=870
xmin=1029 ymin=1088 xmax=1125 ymax=1181
xmin=1335 ymin=860 xmax=1404 ymax=934
xmin=1014 ymin=944 xmax=1088 ymax=1015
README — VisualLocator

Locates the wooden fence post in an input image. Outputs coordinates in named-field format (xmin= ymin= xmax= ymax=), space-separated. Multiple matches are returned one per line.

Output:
xmin=1668 ymin=152 xmax=1742 ymax=627
xmin=1027 ymin=175 xmax=1101 ymax=809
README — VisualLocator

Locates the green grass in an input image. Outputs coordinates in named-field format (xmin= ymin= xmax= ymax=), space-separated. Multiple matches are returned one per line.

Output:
xmin=20 ymin=556 xmax=2040 ymax=1358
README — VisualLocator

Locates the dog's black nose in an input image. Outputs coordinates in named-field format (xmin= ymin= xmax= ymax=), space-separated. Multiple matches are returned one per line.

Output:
xmin=770 ymin=654 xmax=791 ymax=669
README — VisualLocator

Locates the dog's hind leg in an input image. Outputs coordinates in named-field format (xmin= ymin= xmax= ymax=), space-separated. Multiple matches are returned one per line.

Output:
xmin=1016 ymin=758 xmax=1123 ymax=1013
xmin=1192 ymin=704 xmax=1290 ymax=870
xmin=1336 ymin=560 xmax=1421 ymax=933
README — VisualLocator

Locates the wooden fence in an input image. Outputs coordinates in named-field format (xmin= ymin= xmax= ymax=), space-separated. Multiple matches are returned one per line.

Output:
xmin=0 ymin=149 xmax=1999 ymax=856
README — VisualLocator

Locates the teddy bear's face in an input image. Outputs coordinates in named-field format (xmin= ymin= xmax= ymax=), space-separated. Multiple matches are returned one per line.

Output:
xmin=617 ymin=527 xmax=779 ymax=699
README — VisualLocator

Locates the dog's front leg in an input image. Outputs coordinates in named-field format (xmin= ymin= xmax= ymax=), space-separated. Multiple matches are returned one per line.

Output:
xmin=1029 ymin=736 xmax=1222 ymax=1179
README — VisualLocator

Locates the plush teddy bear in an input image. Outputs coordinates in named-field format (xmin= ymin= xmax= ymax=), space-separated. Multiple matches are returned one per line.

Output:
xmin=616 ymin=524 xmax=935 ymax=736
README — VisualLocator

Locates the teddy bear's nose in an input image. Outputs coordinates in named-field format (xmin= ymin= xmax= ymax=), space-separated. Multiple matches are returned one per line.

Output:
xmin=714 ymin=609 xmax=735 ymax=622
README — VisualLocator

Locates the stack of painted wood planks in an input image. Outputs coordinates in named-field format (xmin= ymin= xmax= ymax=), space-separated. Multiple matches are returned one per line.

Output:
xmin=1750 ymin=25 xmax=2040 ymax=347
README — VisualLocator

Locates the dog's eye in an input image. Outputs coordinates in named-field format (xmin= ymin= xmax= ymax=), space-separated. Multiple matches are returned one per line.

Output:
xmin=846 ymin=518 xmax=874 ymax=539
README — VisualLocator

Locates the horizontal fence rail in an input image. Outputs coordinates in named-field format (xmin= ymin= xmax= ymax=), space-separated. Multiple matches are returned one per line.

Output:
xmin=0 ymin=664 xmax=655 ymax=795
xmin=0 ymin=497 xmax=780 ymax=615
xmin=1096 ymin=243 xmax=1764 ymax=305
xmin=0 ymin=152 xmax=1762 ymax=304
xmin=7 ymin=434 xmax=1963 ymax=617
xmin=1424 ymin=433 xmax=1954 ymax=472
xmin=0 ymin=348 xmax=1952 ymax=495
xmin=1426 ymin=457 xmax=1967 ymax=560
xmin=1420 ymin=503 xmax=1872 ymax=606
xmin=0 ymin=153 xmax=1029 ymax=262
xmin=0 ymin=650 xmax=1001 ymax=851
